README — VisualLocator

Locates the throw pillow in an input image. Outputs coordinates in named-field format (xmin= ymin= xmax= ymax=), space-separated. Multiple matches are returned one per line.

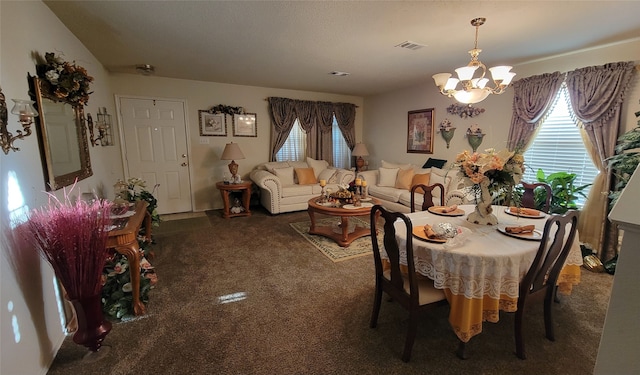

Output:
xmin=295 ymin=168 xmax=316 ymax=185
xmin=395 ymin=168 xmax=415 ymax=190
xmin=411 ymin=173 xmax=431 ymax=194
xmin=306 ymin=157 xmax=329 ymax=180
xmin=318 ymin=168 xmax=338 ymax=183
xmin=264 ymin=161 xmax=291 ymax=175
xmin=381 ymin=160 xmax=413 ymax=170
xmin=422 ymin=158 xmax=447 ymax=169
xmin=273 ymin=166 xmax=295 ymax=185
xmin=429 ymin=167 xmax=453 ymax=197
xmin=378 ymin=167 xmax=399 ymax=187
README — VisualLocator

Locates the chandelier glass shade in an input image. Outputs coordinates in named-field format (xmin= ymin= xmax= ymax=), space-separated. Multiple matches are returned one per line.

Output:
xmin=433 ymin=18 xmax=515 ymax=104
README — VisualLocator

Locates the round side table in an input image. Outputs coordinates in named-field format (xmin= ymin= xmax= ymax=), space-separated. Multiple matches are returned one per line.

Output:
xmin=216 ymin=181 xmax=252 ymax=218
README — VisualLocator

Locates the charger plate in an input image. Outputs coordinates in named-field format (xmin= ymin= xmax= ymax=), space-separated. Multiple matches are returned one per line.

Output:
xmin=427 ymin=206 xmax=465 ymax=217
xmin=497 ymin=225 xmax=542 ymax=241
xmin=412 ymin=226 xmax=447 ymax=243
xmin=504 ymin=208 xmax=546 ymax=219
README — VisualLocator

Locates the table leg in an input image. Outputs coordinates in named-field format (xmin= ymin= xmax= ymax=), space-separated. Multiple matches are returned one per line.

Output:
xmin=308 ymin=208 xmax=317 ymax=232
xmin=115 ymin=244 xmax=146 ymax=316
xmin=340 ymin=216 xmax=349 ymax=242
xmin=220 ymin=189 xmax=231 ymax=218
xmin=456 ymin=340 xmax=470 ymax=360
xmin=242 ymin=187 xmax=251 ymax=215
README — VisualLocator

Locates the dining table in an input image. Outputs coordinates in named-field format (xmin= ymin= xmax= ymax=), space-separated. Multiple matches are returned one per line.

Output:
xmin=388 ymin=204 xmax=583 ymax=349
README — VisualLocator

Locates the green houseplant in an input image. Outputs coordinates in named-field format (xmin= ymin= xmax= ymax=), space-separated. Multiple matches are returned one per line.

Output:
xmin=528 ymin=169 xmax=591 ymax=214
xmin=607 ymin=110 xmax=640 ymax=208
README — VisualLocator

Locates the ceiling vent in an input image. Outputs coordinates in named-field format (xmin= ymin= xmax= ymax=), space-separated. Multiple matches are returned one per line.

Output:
xmin=395 ymin=41 xmax=426 ymax=50
xmin=135 ymin=64 xmax=155 ymax=75
xmin=329 ymin=71 xmax=350 ymax=77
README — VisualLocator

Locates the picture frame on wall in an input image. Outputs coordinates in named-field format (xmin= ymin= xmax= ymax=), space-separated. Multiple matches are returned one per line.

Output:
xmin=407 ymin=108 xmax=435 ymax=154
xmin=199 ymin=110 xmax=227 ymax=136
xmin=233 ymin=113 xmax=257 ymax=137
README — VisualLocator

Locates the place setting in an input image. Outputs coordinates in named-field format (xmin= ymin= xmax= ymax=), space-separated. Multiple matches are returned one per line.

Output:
xmin=427 ymin=204 xmax=465 ymax=217
xmin=496 ymin=224 xmax=543 ymax=241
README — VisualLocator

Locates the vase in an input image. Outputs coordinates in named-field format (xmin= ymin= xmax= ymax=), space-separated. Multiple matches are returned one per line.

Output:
xmin=440 ymin=128 xmax=456 ymax=149
xmin=70 ymin=294 xmax=112 ymax=353
xmin=467 ymin=133 xmax=485 ymax=152
xmin=467 ymin=179 xmax=498 ymax=225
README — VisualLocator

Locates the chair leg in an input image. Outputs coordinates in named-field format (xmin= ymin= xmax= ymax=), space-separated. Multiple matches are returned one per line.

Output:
xmin=456 ymin=340 xmax=470 ymax=360
xmin=515 ymin=309 xmax=526 ymax=359
xmin=544 ymin=291 xmax=556 ymax=341
xmin=370 ymin=285 xmax=383 ymax=328
xmin=402 ymin=311 xmax=419 ymax=362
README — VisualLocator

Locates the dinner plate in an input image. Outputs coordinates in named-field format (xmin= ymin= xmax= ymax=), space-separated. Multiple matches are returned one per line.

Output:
xmin=427 ymin=206 xmax=465 ymax=217
xmin=342 ymin=202 xmax=374 ymax=209
xmin=497 ymin=225 xmax=543 ymax=241
xmin=110 ymin=210 xmax=135 ymax=219
xmin=412 ymin=226 xmax=447 ymax=243
xmin=504 ymin=208 xmax=546 ymax=219
xmin=360 ymin=197 xmax=373 ymax=202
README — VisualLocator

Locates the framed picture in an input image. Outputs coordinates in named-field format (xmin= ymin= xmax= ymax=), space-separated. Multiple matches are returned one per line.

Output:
xmin=233 ymin=113 xmax=257 ymax=137
xmin=199 ymin=110 xmax=227 ymax=136
xmin=407 ymin=108 xmax=435 ymax=154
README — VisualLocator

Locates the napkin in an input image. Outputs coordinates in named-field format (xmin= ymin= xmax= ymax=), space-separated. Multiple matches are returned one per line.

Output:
xmin=440 ymin=204 xmax=458 ymax=213
xmin=423 ymin=224 xmax=438 ymax=239
xmin=505 ymin=225 xmax=536 ymax=234
xmin=509 ymin=206 xmax=540 ymax=216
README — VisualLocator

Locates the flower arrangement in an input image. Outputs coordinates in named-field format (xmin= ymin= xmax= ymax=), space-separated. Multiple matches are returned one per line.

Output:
xmin=114 ymin=177 xmax=161 ymax=227
xmin=438 ymin=118 xmax=454 ymax=132
xmin=455 ymin=148 xmax=525 ymax=193
xmin=447 ymin=103 xmax=485 ymax=118
xmin=208 ymin=104 xmax=245 ymax=115
xmin=36 ymin=52 xmax=93 ymax=105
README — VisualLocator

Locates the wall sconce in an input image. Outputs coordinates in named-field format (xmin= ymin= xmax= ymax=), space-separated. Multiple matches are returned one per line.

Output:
xmin=438 ymin=119 xmax=456 ymax=149
xmin=87 ymin=107 xmax=114 ymax=146
xmin=0 ymin=86 xmax=39 ymax=154
xmin=466 ymin=124 xmax=485 ymax=152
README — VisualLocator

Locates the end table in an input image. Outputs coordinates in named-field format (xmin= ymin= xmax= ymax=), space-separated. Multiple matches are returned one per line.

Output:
xmin=216 ymin=181 xmax=252 ymax=218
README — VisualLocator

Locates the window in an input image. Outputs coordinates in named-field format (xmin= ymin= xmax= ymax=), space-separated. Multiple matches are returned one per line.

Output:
xmin=276 ymin=119 xmax=306 ymax=162
xmin=522 ymin=85 xmax=599 ymax=207
xmin=276 ymin=116 xmax=351 ymax=167
xmin=332 ymin=117 xmax=351 ymax=169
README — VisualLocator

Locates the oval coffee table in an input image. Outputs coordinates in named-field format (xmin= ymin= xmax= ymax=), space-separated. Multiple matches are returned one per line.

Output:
xmin=306 ymin=197 xmax=380 ymax=247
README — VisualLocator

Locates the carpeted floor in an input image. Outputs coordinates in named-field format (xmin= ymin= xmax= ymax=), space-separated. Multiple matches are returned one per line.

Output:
xmin=46 ymin=206 xmax=614 ymax=375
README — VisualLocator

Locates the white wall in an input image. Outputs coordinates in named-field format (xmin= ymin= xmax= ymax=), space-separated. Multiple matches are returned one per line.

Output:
xmin=363 ymin=39 xmax=640 ymax=170
xmin=108 ymin=74 xmax=364 ymax=211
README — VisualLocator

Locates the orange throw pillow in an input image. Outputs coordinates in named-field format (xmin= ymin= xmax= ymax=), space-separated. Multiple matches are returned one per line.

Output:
xmin=411 ymin=173 xmax=431 ymax=194
xmin=395 ymin=168 xmax=415 ymax=190
xmin=295 ymin=168 xmax=317 ymax=185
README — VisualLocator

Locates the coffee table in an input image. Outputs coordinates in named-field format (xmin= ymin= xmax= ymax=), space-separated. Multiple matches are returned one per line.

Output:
xmin=307 ymin=197 xmax=380 ymax=247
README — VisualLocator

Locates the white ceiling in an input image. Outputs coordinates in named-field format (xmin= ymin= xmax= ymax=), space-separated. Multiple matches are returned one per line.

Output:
xmin=44 ymin=1 xmax=640 ymax=97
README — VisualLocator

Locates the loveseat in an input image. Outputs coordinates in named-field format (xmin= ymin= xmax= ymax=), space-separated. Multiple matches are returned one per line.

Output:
xmin=250 ymin=158 xmax=355 ymax=214
xmin=357 ymin=160 xmax=472 ymax=213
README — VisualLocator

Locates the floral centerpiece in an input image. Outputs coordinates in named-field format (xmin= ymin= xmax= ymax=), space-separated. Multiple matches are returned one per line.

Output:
xmin=114 ymin=177 xmax=161 ymax=228
xmin=36 ymin=52 xmax=93 ymax=105
xmin=455 ymin=148 xmax=525 ymax=225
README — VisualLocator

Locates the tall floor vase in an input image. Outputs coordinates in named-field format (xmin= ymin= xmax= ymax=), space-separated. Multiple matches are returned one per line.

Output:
xmin=467 ymin=179 xmax=498 ymax=225
xmin=70 ymin=293 xmax=112 ymax=356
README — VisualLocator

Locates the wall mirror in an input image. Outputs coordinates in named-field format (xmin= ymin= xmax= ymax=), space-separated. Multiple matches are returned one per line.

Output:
xmin=30 ymin=76 xmax=92 ymax=191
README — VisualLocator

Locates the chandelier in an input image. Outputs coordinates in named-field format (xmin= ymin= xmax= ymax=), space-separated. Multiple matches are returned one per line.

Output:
xmin=432 ymin=17 xmax=515 ymax=104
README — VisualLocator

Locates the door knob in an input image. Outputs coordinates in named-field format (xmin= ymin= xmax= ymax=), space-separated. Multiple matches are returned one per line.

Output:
xmin=181 ymin=162 xmax=187 ymax=167
xmin=182 ymin=154 xmax=187 ymax=158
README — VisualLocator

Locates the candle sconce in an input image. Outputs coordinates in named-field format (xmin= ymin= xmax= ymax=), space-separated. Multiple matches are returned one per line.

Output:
xmin=466 ymin=124 xmax=485 ymax=152
xmin=87 ymin=107 xmax=114 ymax=146
xmin=0 ymin=86 xmax=39 ymax=154
xmin=438 ymin=119 xmax=456 ymax=149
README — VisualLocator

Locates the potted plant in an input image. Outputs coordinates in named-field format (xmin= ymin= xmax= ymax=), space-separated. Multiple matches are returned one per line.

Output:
xmin=607 ymin=110 xmax=640 ymax=208
xmin=531 ymin=169 xmax=591 ymax=214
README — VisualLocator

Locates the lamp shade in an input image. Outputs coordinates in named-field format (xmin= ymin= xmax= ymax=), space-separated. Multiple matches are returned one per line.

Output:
xmin=221 ymin=142 xmax=245 ymax=160
xmin=352 ymin=143 xmax=369 ymax=157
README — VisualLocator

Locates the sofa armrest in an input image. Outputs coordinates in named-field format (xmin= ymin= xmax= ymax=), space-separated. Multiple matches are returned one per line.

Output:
xmin=334 ymin=168 xmax=356 ymax=185
xmin=250 ymin=169 xmax=282 ymax=195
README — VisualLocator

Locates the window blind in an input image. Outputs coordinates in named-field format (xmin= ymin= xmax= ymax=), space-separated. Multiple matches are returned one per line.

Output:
xmin=332 ymin=117 xmax=351 ymax=169
xmin=276 ymin=119 xmax=306 ymax=162
xmin=522 ymin=86 xmax=599 ymax=207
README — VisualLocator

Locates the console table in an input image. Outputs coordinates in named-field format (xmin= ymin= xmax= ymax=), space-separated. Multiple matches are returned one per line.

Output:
xmin=216 ymin=181 xmax=252 ymax=218
xmin=106 ymin=200 xmax=151 ymax=316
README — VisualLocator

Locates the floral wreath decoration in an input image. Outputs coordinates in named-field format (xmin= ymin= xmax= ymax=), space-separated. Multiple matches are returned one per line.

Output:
xmin=36 ymin=52 xmax=94 ymax=105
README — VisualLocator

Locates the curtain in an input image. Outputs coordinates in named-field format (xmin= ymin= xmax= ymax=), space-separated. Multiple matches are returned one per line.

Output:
xmin=316 ymin=101 xmax=336 ymax=164
xmin=507 ymin=72 xmax=564 ymax=151
xmin=293 ymin=100 xmax=317 ymax=158
xmin=565 ymin=61 xmax=636 ymax=260
xmin=267 ymin=97 xmax=298 ymax=161
xmin=333 ymin=102 xmax=356 ymax=149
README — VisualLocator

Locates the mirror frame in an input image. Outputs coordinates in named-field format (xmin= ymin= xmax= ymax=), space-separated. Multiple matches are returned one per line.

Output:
xmin=30 ymin=76 xmax=93 ymax=191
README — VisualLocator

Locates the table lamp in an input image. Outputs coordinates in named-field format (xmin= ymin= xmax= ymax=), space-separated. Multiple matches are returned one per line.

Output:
xmin=221 ymin=142 xmax=245 ymax=182
xmin=352 ymin=142 xmax=369 ymax=172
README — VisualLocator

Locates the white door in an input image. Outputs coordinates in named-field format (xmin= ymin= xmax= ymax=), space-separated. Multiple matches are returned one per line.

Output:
xmin=118 ymin=97 xmax=192 ymax=214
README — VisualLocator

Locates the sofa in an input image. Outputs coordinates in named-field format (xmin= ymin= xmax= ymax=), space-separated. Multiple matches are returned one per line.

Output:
xmin=357 ymin=160 xmax=472 ymax=213
xmin=250 ymin=157 xmax=355 ymax=214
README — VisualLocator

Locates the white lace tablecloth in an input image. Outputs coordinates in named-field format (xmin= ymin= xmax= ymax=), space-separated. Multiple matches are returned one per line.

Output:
xmin=391 ymin=205 xmax=583 ymax=300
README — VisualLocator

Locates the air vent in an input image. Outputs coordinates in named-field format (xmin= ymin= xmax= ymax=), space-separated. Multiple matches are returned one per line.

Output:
xmin=135 ymin=64 xmax=155 ymax=75
xmin=329 ymin=71 xmax=350 ymax=77
xmin=395 ymin=41 xmax=426 ymax=50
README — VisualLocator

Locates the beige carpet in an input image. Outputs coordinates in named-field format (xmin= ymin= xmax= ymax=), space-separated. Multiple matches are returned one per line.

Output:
xmin=290 ymin=216 xmax=376 ymax=262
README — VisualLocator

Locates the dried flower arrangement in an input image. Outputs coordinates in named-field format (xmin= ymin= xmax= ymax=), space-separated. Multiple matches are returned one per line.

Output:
xmin=447 ymin=103 xmax=485 ymax=118
xmin=36 ymin=52 xmax=93 ymax=105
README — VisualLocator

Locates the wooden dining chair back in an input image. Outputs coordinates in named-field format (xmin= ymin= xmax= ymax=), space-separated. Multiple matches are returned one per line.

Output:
xmin=410 ymin=183 xmax=445 ymax=213
xmin=521 ymin=181 xmax=552 ymax=213
xmin=369 ymin=205 xmax=447 ymax=362
xmin=515 ymin=210 xmax=578 ymax=359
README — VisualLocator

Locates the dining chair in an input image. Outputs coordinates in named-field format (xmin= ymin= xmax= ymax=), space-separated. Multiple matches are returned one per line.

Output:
xmin=410 ymin=183 xmax=445 ymax=213
xmin=520 ymin=181 xmax=552 ymax=213
xmin=514 ymin=210 xmax=579 ymax=359
xmin=369 ymin=205 xmax=447 ymax=362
